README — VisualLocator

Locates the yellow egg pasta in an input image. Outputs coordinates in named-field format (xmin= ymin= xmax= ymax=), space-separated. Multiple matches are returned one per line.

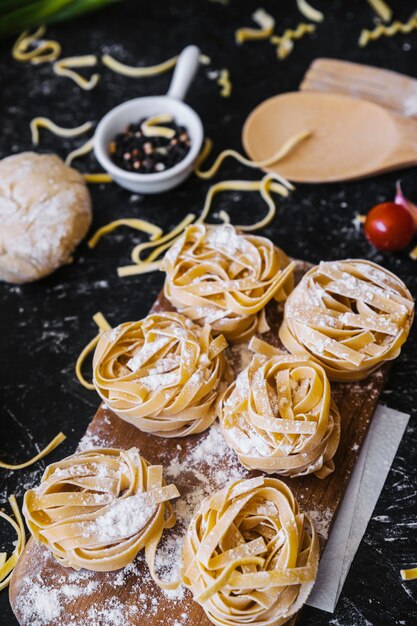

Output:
xmin=162 ymin=224 xmax=295 ymax=342
xmin=220 ymin=337 xmax=340 ymax=478
xmin=280 ymin=259 xmax=414 ymax=381
xmin=93 ymin=312 xmax=231 ymax=437
xmin=23 ymin=447 xmax=180 ymax=587
xmin=181 ymin=476 xmax=319 ymax=626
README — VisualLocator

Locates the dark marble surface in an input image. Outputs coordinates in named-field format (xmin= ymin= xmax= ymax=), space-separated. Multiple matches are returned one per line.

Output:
xmin=0 ymin=1 xmax=416 ymax=624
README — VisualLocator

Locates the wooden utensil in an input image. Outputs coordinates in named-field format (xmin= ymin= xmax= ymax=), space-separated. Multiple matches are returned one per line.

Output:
xmin=9 ymin=264 xmax=391 ymax=626
xmin=243 ymin=91 xmax=417 ymax=183
xmin=300 ymin=58 xmax=417 ymax=117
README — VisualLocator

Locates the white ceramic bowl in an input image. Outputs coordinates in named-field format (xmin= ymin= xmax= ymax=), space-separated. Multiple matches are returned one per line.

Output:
xmin=94 ymin=46 xmax=203 ymax=194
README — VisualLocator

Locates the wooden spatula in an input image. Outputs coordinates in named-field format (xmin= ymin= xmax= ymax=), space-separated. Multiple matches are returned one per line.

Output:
xmin=300 ymin=58 xmax=417 ymax=117
xmin=242 ymin=91 xmax=417 ymax=183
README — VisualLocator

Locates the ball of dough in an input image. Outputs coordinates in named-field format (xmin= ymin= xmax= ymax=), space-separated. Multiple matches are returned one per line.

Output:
xmin=0 ymin=152 xmax=92 ymax=284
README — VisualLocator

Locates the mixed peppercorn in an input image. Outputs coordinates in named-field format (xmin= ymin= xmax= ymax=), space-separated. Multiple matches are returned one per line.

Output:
xmin=108 ymin=117 xmax=191 ymax=174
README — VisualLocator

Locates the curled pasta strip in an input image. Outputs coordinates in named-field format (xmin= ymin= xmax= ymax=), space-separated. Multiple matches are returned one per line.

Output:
xmin=12 ymin=26 xmax=61 ymax=64
xmin=141 ymin=114 xmax=175 ymax=139
xmin=23 ymin=447 xmax=180 ymax=587
xmin=359 ymin=14 xmax=417 ymax=47
xmin=93 ymin=312 xmax=231 ymax=437
xmin=280 ymin=259 xmax=414 ymax=381
xmin=181 ymin=476 xmax=319 ymax=626
xmin=162 ymin=224 xmax=295 ymax=342
xmin=220 ymin=337 xmax=340 ymax=478
xmin=271 ymin=23 xmax=316 ymax=59
xmin=0 ymin=496 xmax=26 ymax=591
xmin=30 ymin=117 xmax=93 ymax=146
xmin=65 ymin=138 xmax=94 ymax=166
xmin=366 ymin=0 xmax=392 ymax=22
xmin=235 ymin=9 xmax=275 ymax=43
xmin=102 ymin=53 xmax=178 ymax=77
xmin=53 ymin=55 xmax=100 ymax=90
xmin=217 ymin=69 xmax=232 ymax=97
xmin=296 ymin=0 xmax=324 ymax=23
xmin=0 ymin=432 xmax=66 ymax=470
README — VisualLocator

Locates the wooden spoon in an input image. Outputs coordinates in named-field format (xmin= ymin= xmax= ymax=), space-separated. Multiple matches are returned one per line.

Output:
xmin=242 ymin=91 xmax=417 ymax=183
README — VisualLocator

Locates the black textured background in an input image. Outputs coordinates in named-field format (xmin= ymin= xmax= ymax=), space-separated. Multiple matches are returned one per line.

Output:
xmin=0 ymin=1 xmax=416 ymax=624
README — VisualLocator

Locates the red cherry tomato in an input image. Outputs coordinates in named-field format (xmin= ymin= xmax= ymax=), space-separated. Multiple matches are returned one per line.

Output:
xmin=364 ymin=202 xmax=415 ymax=252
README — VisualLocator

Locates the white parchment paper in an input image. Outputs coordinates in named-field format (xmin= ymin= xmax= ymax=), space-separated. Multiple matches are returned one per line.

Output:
xmin=307 ymin=404 xmax=410 ymax=613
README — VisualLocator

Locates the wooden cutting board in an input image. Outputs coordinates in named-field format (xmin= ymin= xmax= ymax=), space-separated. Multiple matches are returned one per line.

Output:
xmin=9 ymin=261 xmax=390 ymax=626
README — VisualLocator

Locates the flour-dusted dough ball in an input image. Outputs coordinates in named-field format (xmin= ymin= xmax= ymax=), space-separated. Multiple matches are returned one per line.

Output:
xmin=0 ymin=152 xmax=92 ymax=284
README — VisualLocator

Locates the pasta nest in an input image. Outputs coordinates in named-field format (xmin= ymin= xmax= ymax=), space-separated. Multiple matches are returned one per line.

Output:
xmin=279 ymin=259 xmax=414 ymax=381
xmin=162 ymin=224 xmax=295 ymax=342
xmin=93 ymin=312 xmax=231 ymax=437
xmin=220 ymin=337 xmax=341 ymax=478
xmin=23 ymin=448 xmax=179 ymax=585
xmin=181 ymin=476 xmax=319 ymax=626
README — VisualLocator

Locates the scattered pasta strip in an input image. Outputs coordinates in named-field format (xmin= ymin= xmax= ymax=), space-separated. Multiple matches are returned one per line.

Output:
xmin=0 ymin=433 xmax=66 ymax=470
xmin=65 ymin=138 xmax=94 ymax=166
xmin=12 ymin=25 xmax=61 ymax=64
xmin=367 ymin=0 xmax=392 ymax=22
xmin=23 ymin=447 xmax=180 ymax=586
xmin=410 ymin=245 xmax=417 ymax=260
xmin=359 ymin=15 xmax=417 ymax=47
xmin=296 ymin=0 xmax=324 ymax=23
xmin=181 ymin=477 xmax=319 ymax=623
xmin=30 ymin=117 xmax=93 ymax=146
xmin=118 ymin=261 xmax=163 ymax=277
xmin=235 ymin=8 xmax=275 ymax=43
xmin=218 ymin=69 xmax=232 ymax=97
xmin=218 ymin=210 xmax=230 ymax=223
xmin=401 ymin=567 xmax=417 ymax=581
xmin=75 ymin=311 xmax=111 ymax=390
xmin=199 ymin=54 xmax=211 ymax=65
xmin=93 ymin=312 xmax=231 ymax=436
xmin=102 ymin=53 xmax=178 ymax=77
xmin=162 ymin=223 xmax=295 ymax=342
xmin=0 ymin=496 xmax=26 ymax=591
xmin=271 ymin=23 xmax=316 ymax=59
xmin=195 ymin=130 xmax=312 ymax=179
xmin=88 ymin=218 xmax=162 ymax=249
xmin=280 ymin=259 xmax=414 ymax=381
xmin=141 ymin=114 xmax=175 ymax=139
xmin=83 ymin=173 xmax=112 ymax=183
xmin=53 ymin=55 xmax=100 ymax=90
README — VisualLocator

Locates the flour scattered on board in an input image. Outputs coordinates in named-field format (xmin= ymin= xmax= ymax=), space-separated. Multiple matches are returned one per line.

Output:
xmin=14 ymin=422 xmax=248 ymax=625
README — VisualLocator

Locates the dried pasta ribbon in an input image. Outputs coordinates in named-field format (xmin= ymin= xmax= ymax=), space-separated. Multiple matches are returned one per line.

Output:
xmin=75 ymin=311 xmax=111 ymax=390
xmin=218 ymin=69 xmax=232 ymax=97
xmin=0 ymin=433 xmax=66 ymax=470
xmin=235 ymin=9 xmax=275 ymax=43
xmin=102 ymin=53 xmax=178 ymax=77
xmin=92 ymin=312 xmax=231 ymax=437
xmin=220 ymin=337 xmax=341 ymax=478
xmin=0 ymin=496 xmax=26 ymax=591
xmin=23 ymin=447 xmax=180 ymax=586
xmin=359 ymin=14 xmax=417 ymax=47
xmin=12 ymin=26 xmax=61 ymax=64
xmin=162 ymin=224 xmax=295 ymax=343
xmin=366 ymin=0 xmax=393 ymax=23
xmin=30 ymin=117 xmax=93 ymax=146
xmin=271 ymin=23 xmax=316 ymax=59
xmin=296 ymin=0 xmax=324 ymax=23
xmin=280 ymin=259 xmax=414 ymax=381
xmin=65 ymin=138 xmax=94 ymax=166
xmin=195 ymin=131 xmax=312 ymax=180
xmin=88 ymin=218 xmax=163 ymax=248
xmin=53 ymin=55 xmax=100 ymax=90
xmin=141 ymin=114 xmax=175 ymax=139
xmin=181 ymin=476 xmax=319 ymax=625
xmin=401 ymin=567 xmax=417 ymax=581
xmin=83 ymin=173 xmax=112 ymax=183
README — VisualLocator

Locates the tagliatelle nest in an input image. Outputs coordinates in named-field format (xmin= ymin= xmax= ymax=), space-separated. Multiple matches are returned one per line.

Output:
xmin=93 ymin=312 xmax=231 ymax=437
xmin=181 ymin=476 xmax=319 ymax=626
xmin=23 ymin=448 xmax=179 ymax=586
xmin=162 ymin=224 xmax=295 ymax=343
xmin=220 ymin=337 xmax=341 ymax=478
xmin=279 ymin=259 xmax=414 ymax=381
